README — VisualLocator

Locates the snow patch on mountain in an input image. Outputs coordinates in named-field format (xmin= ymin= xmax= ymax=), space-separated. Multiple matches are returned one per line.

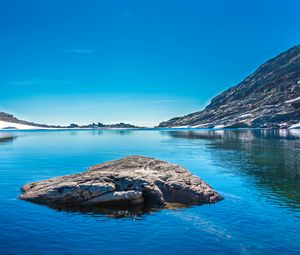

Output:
xmin=0 ymin=120 xmax=40 ymax=130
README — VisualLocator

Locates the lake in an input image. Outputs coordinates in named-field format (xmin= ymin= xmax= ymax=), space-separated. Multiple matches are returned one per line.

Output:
xmin=0 ymin=129 xmax=299 ymax=255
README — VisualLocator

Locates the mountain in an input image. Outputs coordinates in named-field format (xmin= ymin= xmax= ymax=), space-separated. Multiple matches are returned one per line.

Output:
xmin=0 ymin=112 xmax=52 ymax=129
xmin=158 ymin=45 xmax=300 ymax=129
xmin=0 ymin=112 xmax=140 ymax=130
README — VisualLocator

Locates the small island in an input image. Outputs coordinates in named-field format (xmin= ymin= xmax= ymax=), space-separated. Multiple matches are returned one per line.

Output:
xmin=20 ymin=156 xmax=222 ymax=211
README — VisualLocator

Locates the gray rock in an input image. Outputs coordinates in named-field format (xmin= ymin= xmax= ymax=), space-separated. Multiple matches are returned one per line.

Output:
xmin=20 ymin=156 xmax=222 ymax=209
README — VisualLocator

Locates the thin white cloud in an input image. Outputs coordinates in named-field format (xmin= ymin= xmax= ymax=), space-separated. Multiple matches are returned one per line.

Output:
xmin=151 ymin=99 xmax=193 ymax=103
xmin=8 ymin=80 xmax=35 ymax=86
xmin=124 ymin=99 xmax=195 ymax=104
xmin=0 ymin=36 xmax=23 ymax=40
xmin=62 ymin=49 xmax=93 ymax=54
xmin=6 ymin=79 xmax=73 ymax=86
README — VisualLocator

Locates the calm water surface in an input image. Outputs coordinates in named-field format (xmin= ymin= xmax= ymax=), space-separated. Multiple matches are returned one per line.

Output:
xmin=0 ymin=129 xmax=299 ymax=255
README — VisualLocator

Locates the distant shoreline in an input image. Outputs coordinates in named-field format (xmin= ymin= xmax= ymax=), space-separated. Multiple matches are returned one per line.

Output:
xmin=1 ymin=127 xmax=300 ymax=132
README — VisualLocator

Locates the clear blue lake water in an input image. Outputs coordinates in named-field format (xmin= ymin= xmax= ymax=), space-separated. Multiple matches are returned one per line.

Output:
xmin=0 ymin=129 xmax=299 ymax=255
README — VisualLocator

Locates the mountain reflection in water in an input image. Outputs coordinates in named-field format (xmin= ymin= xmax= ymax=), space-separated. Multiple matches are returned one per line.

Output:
xmin=163 ymin=129 xmax=300 ymax=213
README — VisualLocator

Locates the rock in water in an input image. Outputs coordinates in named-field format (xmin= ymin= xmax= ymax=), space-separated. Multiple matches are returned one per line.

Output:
xmin=20 ymin=156 xmax=222 ymax=209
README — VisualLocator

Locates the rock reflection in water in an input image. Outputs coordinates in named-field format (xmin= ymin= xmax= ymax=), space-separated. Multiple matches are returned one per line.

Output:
xmin=0 ymin=133 xmax=16 ymax=145
xmin=45 ymin=203 xmax=187 ymax=219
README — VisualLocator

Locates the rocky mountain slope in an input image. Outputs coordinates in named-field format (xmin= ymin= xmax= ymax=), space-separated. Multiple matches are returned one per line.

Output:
xmin=158 ymin=45 xmax=300 ymax=129
xmin=0 ymin=112 xmax=49 ymax=129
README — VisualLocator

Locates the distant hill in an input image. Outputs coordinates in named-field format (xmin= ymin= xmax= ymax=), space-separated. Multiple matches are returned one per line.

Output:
xmin=0 ymin=112 xmax=53 ymax=128
xmin=158 ymin=45 xmax=300 ymax=129
xmin=0 ymin=112 xmax=140 ymax=129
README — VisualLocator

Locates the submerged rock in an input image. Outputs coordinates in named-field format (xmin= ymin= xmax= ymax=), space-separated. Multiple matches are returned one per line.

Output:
xmin=21 ymin=156 xmax=222 ymax=210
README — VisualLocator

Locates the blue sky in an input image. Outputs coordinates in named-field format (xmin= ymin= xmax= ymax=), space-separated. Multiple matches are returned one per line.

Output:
xmin=1 ymin=0 xmax=300 ymax=127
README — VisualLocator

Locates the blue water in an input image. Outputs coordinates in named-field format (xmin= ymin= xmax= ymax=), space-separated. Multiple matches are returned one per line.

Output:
xmin=0 ymin=129 xmax=299 ymax=255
